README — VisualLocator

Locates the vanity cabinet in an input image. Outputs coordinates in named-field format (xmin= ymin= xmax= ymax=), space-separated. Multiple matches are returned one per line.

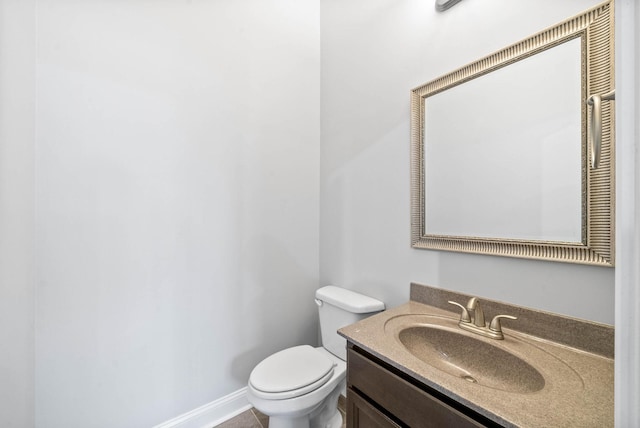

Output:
xmin=346 ymin=344 xmax=502 ymax=428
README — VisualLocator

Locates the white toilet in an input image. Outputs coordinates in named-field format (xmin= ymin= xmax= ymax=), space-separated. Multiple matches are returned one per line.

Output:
xmin=247 ymin=286 xmax=385 ymax=428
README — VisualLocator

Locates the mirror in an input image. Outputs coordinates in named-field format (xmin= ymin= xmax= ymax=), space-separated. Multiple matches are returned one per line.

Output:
xmin=410 ymin=1 xmax=614 ymax=266
xmin=425 ymin=38 xmax=583 ymax=242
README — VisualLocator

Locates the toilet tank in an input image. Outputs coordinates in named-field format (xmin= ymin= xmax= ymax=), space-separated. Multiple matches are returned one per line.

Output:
xmin=315 ymin=286 xmax=385 ymax=360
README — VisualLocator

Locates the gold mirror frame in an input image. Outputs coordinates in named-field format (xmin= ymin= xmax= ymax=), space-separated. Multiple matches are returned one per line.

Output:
xmin=410 ymin=1 xmax=614 ymax=266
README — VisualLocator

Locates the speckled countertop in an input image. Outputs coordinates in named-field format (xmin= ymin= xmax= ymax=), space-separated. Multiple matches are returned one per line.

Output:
xmin=338 ymin=283 xmax=614 ymax=428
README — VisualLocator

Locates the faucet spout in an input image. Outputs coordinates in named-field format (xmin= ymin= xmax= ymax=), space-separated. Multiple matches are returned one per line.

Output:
xmin=466 ymin=297 xmax=485 ymax=328
xmin=449 ymin=296 xmax=517 ymax=340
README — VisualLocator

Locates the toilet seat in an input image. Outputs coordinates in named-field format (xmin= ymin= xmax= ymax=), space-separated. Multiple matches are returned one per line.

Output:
xmin=249 ymin=345 xmax=336 ymax=400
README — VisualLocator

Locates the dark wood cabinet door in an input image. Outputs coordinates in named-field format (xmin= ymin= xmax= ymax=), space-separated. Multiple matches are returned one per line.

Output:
xmin=347 ymin=388 xmax=402 ymax=428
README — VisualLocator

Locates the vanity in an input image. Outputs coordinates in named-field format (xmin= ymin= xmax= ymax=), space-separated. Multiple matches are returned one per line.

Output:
xmin=339 ymin=283 xmax=614 ymax=428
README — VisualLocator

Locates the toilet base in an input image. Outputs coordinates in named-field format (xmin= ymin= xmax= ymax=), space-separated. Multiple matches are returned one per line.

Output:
xmin=261 ymin=382 xmax=344 ymax=428
xmin=309 ymin=383 xmax=343 ymax=428
xmin=268 ymin=415 xmax=311 ymax=428
xmin=321 ymin=410 xmax=343 ymax=428
xmin=267 ymin=408 xmax=342 ymax=428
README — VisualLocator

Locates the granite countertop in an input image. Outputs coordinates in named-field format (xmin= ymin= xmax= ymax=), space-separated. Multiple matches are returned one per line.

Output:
xmin=338 ymin=283 xmax=614 ymax=428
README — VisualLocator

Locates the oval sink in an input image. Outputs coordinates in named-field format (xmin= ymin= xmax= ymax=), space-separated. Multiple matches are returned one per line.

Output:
xmin=398 ymin=325 xmax=545 ymax=393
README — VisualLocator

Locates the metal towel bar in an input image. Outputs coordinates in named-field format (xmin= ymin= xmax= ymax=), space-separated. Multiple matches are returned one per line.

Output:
xmin=586 ymin=89 xmax=615 ymax=169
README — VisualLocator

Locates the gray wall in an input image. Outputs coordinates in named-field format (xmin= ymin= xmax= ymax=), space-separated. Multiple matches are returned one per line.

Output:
xmin=0 ymin=1 xmax=36 ymax=427
xmin=320 ymin=0 xmax=615 ymax=324
xmin=33 ymin=1 xmax=320 ymax=427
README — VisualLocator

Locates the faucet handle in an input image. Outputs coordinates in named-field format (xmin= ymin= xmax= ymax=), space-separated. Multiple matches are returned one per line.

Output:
xmin=489 ymin=315 xmax=518 ymax=333
xmin=448 ymin=300 xmax=471 ymax=323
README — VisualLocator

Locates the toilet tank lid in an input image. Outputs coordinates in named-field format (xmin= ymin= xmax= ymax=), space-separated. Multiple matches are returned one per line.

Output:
xmin=315 ymin=286 xmax=385 ymax=313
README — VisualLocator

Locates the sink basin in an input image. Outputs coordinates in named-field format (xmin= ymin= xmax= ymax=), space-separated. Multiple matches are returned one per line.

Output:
xmin=398 ymin=325 xmax=545 ymax=393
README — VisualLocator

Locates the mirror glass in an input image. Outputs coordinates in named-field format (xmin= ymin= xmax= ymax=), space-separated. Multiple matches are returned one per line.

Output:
xmin=410 ymin=1 xmax=614 ymax=266
xmin=424 ymin=39 xmax=582 ymax=242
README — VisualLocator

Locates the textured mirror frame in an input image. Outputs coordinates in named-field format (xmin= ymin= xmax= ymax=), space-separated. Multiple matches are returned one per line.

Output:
xmin=410 ymin=0 xmax=615 ymax=266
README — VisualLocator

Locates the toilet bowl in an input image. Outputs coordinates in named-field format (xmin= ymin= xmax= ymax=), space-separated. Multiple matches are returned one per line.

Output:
xmin=248 ymin=346 xmax=345 ymax=428
xmin=246 ymin=286 xmax=384 ymax=428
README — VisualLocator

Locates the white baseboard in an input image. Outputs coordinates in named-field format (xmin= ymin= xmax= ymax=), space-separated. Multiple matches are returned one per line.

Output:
xmin=153 ymin=387 xmax=252 ymax=428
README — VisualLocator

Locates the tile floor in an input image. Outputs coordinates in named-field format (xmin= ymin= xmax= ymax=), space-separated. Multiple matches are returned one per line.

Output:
xmin=215 ymin=395 xmax=347 ymax=428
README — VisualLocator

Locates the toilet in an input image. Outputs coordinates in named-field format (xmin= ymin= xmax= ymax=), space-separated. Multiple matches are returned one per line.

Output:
xmin=247 ymin=285 xmax=385 ymax=428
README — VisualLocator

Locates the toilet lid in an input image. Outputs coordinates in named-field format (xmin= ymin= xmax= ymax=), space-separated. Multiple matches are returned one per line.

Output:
xmin=249 ymin=345 xmax=335 ymax=399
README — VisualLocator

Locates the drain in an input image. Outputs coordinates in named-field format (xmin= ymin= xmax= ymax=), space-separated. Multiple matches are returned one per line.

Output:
xmin=461 ymin=375 xmax=478 ymax=384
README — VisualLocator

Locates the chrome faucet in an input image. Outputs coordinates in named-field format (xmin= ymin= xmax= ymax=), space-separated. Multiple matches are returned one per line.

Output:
xmin=448 ymin=297 xmax=517 ymax=340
